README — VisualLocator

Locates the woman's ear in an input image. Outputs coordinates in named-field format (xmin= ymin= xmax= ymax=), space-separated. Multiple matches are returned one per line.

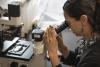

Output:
xmin=80 ymin=15 xmax=88 ymax=26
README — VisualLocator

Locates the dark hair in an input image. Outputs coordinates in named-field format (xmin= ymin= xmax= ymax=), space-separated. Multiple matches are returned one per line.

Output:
xmin=63 ymin=0 xmax=100 ymax=32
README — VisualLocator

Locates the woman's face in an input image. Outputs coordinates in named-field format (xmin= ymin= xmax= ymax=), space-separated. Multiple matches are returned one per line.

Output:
xmin=64 ymin=11 xmax=83 ymax=36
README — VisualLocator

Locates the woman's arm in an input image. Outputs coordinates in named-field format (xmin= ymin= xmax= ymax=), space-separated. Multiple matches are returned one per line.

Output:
xmin=57 ymin=35 xmax=77 ymax=65
xmin=56 ymin=35 xmax=70 ymax=58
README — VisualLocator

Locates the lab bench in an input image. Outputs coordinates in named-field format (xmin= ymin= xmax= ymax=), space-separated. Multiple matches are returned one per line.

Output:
xmin=0 ymin=54 xmax=46 ymax=67
xmin=0 ymin=38 xmax=47 ymax=67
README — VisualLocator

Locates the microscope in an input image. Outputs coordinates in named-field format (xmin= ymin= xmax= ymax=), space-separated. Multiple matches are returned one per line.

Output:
xmin=0 ymin=1 xmax=23 ymax=40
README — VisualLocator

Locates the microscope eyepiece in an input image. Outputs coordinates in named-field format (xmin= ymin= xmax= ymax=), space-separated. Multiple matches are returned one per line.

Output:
xmin=55 ymin=21 xmax=69 ymax=33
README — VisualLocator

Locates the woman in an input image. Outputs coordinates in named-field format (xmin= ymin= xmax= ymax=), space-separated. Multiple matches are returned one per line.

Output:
xmin=43 ymin=0 xmax=100 ymax=67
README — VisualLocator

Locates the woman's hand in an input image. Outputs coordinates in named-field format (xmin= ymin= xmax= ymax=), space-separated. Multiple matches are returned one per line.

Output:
xmin=43 ymin=26 xmax=58 ymax=54
xmin=43 ymin=26 xmax=60 ymax=67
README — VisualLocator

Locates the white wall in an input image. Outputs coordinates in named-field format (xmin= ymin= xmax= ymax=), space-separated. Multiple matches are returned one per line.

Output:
xmin=20 ymin=0 xmax=38 ymax=37
xmin=36 ymin=0 xmax=67 ymax=30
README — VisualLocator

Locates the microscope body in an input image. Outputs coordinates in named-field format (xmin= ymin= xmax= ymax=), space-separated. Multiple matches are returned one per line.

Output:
xmin=0 ymin=1 xmax=23 ymax=40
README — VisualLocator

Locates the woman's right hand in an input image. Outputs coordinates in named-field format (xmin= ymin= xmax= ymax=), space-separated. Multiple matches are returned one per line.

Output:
xmin=43 ymin=26 xmax=60 ymax=67
xmin=43 ymin=26 xmax=58 ymax=54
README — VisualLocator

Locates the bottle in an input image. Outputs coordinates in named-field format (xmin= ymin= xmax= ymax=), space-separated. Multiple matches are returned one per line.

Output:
xmin=34 ymin=40 xmax=44 ymax=55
